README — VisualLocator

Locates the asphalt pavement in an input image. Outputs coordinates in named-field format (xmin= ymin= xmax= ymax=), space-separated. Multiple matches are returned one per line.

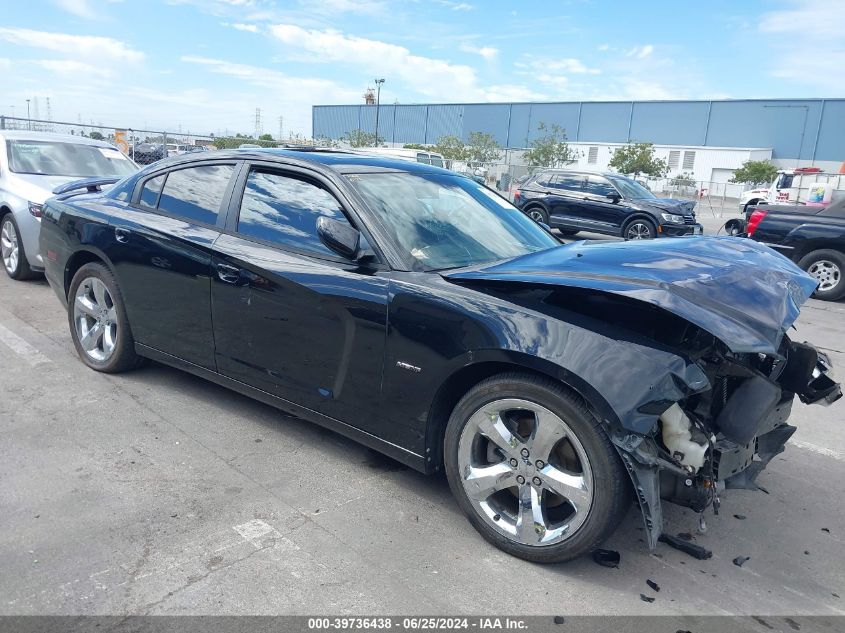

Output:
xmin=0 ymin=250 xmax=843 ymax=620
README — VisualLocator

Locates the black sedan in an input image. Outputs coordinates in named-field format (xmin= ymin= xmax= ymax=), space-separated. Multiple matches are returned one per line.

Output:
xmin=39 ymin=150 xmax=839 ymax=563
xmin=514 ymin=169 xmax=702 ymax=239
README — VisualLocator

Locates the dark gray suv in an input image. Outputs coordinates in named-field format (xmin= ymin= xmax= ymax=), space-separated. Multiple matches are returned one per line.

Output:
xmin=514 ymin=169 xmax=703 ymax=239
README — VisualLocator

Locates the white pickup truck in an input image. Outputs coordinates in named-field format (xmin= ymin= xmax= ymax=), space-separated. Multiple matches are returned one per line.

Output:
xmin=739 ymin=168 xmax=845 ymax=212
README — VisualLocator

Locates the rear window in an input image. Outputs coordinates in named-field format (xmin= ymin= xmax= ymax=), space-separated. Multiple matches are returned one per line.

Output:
xmin=156 ymin=164 xmax=234 ymax=225
xmin=6 ymin=140 xmax=137 ymax=178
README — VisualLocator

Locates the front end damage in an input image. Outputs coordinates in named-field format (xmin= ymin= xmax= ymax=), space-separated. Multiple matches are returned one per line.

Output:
xmin=622 ymin=337 xmax=840 ymax=548
xmin=445 ymin=236 xmax=842 ymax=548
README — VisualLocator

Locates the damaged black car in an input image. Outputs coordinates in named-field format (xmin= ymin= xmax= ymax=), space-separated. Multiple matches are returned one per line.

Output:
xmin=40 ymin=150 xmax=841 ymax=563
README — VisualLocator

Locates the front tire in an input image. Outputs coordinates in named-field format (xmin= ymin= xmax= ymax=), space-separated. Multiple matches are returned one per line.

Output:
xmin=68 ymin=262 xmax=142 ymax=373
xmin=1 ymin=213 xmax=36 ymax=280
xmin=798 ymin=249 xmax=845 ymax=301
xmin=623 ymin=218 xmax=657 ymax=240
xmin=444 ymin=373 xmax=631 ymax=563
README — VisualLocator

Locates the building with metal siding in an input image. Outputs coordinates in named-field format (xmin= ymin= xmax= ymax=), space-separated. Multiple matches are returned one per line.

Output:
xmin=312 ymin=98 xmax=845 ymax=167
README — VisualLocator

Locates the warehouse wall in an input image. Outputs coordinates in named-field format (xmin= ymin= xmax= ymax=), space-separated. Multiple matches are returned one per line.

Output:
xmin=312 ymin=98 xmax=844 ymax=163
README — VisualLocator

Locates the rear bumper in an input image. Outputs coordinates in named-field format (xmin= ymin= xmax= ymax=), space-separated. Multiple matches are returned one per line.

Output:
xmin=659 ymin=222 xmax=703 ymax=237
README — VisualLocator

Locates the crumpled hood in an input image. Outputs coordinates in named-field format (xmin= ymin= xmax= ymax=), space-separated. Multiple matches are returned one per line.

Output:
xmin=640 ymin=198 xmax=696 ymax=214
xmin=445 ymin=237 xmax=818 ymax=354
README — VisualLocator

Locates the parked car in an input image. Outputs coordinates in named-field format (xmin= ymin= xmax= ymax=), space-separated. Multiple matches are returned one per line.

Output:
xmin=742 ymin=197 xmax=845 ymax=301
xmin=40 ymin=150 xmax=839 ymax=563
xmin=355 ymin=147 xmax=446 ymax=168
xmin=166 ymin=143 xmax=193 ymax=157
xmin=514 ymin=169 xmax=702 ymax=239
xmin=131 ymin=143 xmax=167 ymax=165
xmin=0 ymin=131 xmax=137 ymax=280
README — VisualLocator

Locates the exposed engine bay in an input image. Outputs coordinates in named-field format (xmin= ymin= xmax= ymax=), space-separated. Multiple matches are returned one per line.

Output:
xmin=464 ymin=282 xmax=842 ymax=548
xmin=583 ymin=294 xmax=842 ymax=548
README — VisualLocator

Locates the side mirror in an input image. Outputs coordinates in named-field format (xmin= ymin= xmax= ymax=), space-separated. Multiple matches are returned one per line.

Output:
xmin=607 ymin=192 xmax=621 ymax=203
xmin=317 ymin=216 xmax=360 ymax=259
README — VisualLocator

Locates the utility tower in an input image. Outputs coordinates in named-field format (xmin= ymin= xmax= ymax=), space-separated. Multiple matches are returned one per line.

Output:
xmin=278 ymin=116 xmax=283 ymax=141
xmin=254 ymin=107 xmax=262 ymax=139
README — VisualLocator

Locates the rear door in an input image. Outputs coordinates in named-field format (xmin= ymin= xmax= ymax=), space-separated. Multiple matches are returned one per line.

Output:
xmin=210 ymin=162 xmax=389 ymax=430
xmin=580 ymin=175 xmax=626 ymax=232
xmin=546 ymin=173 xmax=588 ymax=228
xmin=105 ymin=161 xmax=239 ymax=369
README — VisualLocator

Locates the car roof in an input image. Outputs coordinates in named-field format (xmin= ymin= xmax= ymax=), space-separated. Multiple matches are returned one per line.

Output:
xmin=146 ymin=148 xmax=454 ymax=176
xmin=0 ymin=130 xmax=116 ymax=148
xmin=536 ymin=168 xmax=626 ymax=179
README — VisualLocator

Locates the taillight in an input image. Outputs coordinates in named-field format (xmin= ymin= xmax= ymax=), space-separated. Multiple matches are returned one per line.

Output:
xmin=513 ymin=190 xmax=521 ymax=202
xmin=746 ymin=209 xmax=767 ymax=237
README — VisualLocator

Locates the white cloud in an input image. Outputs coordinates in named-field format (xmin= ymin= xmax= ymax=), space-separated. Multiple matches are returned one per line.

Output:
xmin=0 ymin=58 xmax=10 ymax=70
xmin=54 ymin=0 xmax=98 ymax=19
xmin=228 ymin=22 xmax=259 ymax=32
xmin=180 ymin=55 xmax=361 ymax=131
xmin=0 ymin=28 xmax=144 ymax=62
xmin=268 ymin=23 xmax=482 ymax=100
xmin=626 ymin=44 xmax=653 ymax=59
xmin=305 ymin=0 xmax=386 ymax=15
xmin=34 ymin=59 xmax=113 ymax=78
xmin=460 ymin=43 xmax=498 ymax=60
xmin=759 ymin=0 xmax=845 ymax=87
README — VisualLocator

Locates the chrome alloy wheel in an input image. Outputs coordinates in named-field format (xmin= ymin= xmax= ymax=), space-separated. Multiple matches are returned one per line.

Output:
xmin=73 ymin=277 xmax=118 ymax=362
xmin=1 ymin=217 xmax=19 ymax=274
xmin=625 ymin=221 xmax=652 ymax=239
xmin=528 ymin=209 xmax=545 ymax=223
xmin=808 ymin=259 xmax=841 ymax=292
xmin=457 ymin=398 xmax=594 ymax=547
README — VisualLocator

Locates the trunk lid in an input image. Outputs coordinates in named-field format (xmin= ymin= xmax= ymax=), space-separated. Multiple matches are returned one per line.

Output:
xmin=444 ymin=237 xmax=817 ymax=354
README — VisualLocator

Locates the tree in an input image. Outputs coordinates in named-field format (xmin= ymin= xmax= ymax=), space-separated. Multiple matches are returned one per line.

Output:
xmin=433 ymin=135 xmax=469 ymax=162
xmin=258 ymin=133 xmax=274 ymax=142
xmin=403 ymin=143 xmax=429 ymax=151
xmin=344 ymin=129 xmax=383 ymax=147
xmin=522 ymin=122 xmax=579 ymax=168
xmin=88 ymin=131 xmax=105 ymax=141
xmin=465 ymin=131 xmax=500 ymax=166
xmin=609 ymin=142 xmax=667 ymax=177
xmin=729 ymin=160 xmax=778 ymax=187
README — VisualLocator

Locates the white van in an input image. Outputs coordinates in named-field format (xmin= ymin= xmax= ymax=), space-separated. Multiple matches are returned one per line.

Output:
xmin=353 ymin=147 xmax=446 ymax=168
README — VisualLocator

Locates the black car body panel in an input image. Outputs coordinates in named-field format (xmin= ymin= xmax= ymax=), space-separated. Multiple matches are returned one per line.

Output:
xmin=446 ymin=237 xmax=817 ymax=355
xmin=744 ymin=199 xmax=845 ymax=260
xmin=40 ymin=150 xmax=840 ymax=550
xmin=515 ymin=169 xmax=702 ymax=238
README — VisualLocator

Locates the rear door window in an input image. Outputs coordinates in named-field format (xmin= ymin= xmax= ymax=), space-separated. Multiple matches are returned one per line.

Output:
xmin=156 ymin=164 xmax=235 ymax=225
xmin=139 ymin=174 xmax=165 ymax=209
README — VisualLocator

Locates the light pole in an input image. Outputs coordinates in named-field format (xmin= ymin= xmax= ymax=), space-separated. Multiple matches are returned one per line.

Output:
xmin=373 ymin=78 xmax=385 ymax=146
xmin=26 ymin=99 xmax=31 ymax=130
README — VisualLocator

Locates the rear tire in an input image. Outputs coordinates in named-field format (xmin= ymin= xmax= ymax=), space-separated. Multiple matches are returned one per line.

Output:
xmin=525 ymin=206 xmax=549 ymax=225
xmin=798 ymin=249 xmax=845 ymax=302
xmin=1 ymin=213 xmax=37 ymax=281
xmin=68 ymin=262 xmax=143 ymax=373
xmin=558 ymin=229 xmax=580 ymax=236
xmin=743 ymin=200 xmax=761 ymax=214
xmin=444 ymin=372 xmax=631 ymax=563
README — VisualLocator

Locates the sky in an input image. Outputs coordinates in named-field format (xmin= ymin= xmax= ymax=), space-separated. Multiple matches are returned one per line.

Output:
xmin=0 ymin=0 xmax=843 ymax=138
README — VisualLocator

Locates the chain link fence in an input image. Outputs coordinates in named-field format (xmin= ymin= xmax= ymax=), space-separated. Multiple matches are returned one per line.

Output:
xmin=0 ymin=116 xmax=318 ymax=165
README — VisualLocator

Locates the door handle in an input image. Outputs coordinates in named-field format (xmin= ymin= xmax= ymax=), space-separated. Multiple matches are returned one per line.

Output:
xmin=115 ymin=227 xmax=130 ymax=243
xmin=216 ymin=263 xmax=241 ymax=283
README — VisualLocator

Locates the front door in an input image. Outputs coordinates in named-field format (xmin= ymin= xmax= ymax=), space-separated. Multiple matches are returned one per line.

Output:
xmin=210 ymin=164 xmax=388 ymax=431
xmin=580 ymin=175 xmax=627 ymax=233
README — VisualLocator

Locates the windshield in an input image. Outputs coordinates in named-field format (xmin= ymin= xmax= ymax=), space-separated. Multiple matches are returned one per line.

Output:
xmin=348 ymin=172 xmax=559 ymax=271
xmin=608 ymin=175 xmax=655 ymax=200
xmin=7 ymin=140 xmax=137 ymax=178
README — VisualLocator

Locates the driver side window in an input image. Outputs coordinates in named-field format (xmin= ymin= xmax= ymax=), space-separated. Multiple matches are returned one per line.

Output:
xmin=237 ymin=169 xmax=351 ymax=257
